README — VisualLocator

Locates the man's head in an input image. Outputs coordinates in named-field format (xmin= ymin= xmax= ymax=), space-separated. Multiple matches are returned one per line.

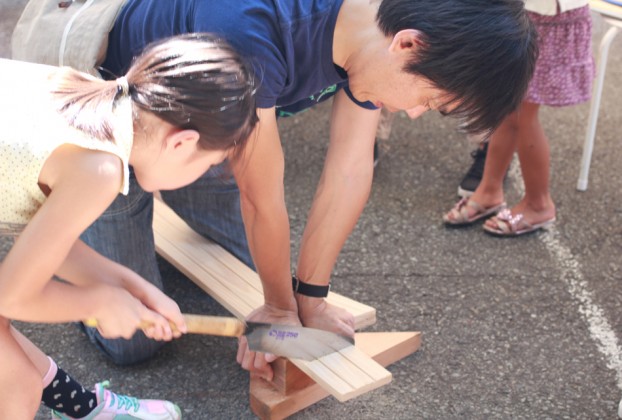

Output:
xmin=376 ymin=0 xmax=538 ymax=134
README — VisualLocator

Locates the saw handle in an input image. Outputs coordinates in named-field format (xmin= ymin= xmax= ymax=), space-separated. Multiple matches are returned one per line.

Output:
xmin=84 ymin=314 xmax=245 ymax=337
xmin=182 ymin=314 xmax=245 ymax=337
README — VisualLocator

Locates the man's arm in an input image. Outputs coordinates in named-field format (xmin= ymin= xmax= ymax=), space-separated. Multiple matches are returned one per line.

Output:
xmin=230 ymin=107 xmax=298 ymax=315
xmin=295 ymin=89 xmax=381 ymax=333
xmin=230 ymin=108 xmax=300 ymax=380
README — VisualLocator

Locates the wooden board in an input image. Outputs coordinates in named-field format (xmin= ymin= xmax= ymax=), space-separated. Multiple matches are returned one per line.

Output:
xmin=153 ymin=199 xmax=392 ymax=401
xmin=250 ymin=331 xmax=422 ymax=420
xmin=153 ymin=198 xmax=376 ymax=328
xmin=290 ymin=344 xmax=392 ymax=402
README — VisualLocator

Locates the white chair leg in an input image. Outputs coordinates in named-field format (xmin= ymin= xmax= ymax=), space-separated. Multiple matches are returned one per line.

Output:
xmin=577 ymin=24 xmax=620 ymax=191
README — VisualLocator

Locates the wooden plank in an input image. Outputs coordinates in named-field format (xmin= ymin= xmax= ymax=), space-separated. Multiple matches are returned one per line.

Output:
xmin=152 ymin=199 xmax=387 ymax=401
xmin=289 ymin=346 xmax=392 ymax=402
xmin=153 ymin=215 xmax=261 ymax=317
xmin=355 ymin=331 xmax=422 ymax=367
xmin=250 ymin=331 xmax=422 ymax=420
xmin=153 ymin=198 xmax=376 ymax=327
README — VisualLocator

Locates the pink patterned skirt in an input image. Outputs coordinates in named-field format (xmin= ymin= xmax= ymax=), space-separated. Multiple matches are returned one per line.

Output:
xmin=525 ymin=6 xmax=594 ymax=107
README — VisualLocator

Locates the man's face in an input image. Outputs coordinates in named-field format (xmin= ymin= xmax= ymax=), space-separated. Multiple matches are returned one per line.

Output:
xmin=350 ymin=69 xmax=454 ymax=119
xmin=346 ymin=28 xmax=459 ymax=119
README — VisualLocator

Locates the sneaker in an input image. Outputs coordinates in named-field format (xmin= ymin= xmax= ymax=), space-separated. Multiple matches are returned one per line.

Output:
xmin=51 ymin=381 xmax=181 ymax=420
xmin=457 ymin=142 xmax=488 ymax=198
xmin=618 ymin=397 xmax=622 ymax=418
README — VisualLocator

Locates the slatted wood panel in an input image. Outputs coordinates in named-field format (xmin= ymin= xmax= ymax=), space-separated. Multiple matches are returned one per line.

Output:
xmin=292 ymin=345 xmax=392 ymax=401
xmin=250 ymin=332 xmax=422 ymax=419
xmin=153 ymin=198 xmax=376 ymax=327
xmin=152 ymin=199 xmax=390 ymax=401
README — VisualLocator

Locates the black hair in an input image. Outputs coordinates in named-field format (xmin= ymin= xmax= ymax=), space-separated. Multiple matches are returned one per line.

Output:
xmin=377 ymin=0 xmax=538 ymax=134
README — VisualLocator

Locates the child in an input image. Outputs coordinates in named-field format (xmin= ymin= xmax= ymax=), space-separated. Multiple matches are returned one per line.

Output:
xmin=443 ymin=0 xmax=593 ymax=236
xmin=0 ymin=33 xmax=257 ymax=418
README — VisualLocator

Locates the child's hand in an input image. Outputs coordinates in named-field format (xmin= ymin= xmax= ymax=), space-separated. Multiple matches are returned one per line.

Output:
xmin=92 ymin=287 xmax=159 ymax=339
xmin=137 ymin=284 xmax=187 ymax=341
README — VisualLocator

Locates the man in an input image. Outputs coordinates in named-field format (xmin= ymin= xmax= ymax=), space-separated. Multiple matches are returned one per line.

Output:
xmin=82 ymin=0 xmax=537 ymax=379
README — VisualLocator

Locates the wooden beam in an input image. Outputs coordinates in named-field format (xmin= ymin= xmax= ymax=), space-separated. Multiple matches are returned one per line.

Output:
xmin=250 ymin=331 xmax=422 ymax=420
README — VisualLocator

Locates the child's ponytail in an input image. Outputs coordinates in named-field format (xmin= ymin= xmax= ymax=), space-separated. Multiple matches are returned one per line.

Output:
xmin=51 ymin=68 xmax=131 ymax=142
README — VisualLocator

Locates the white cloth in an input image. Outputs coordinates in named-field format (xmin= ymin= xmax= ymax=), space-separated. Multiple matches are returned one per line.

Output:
xmin=0 ymin=58 xmax=133 ymax=234
xmin=524 ymin=0 xmax=589 ymax=15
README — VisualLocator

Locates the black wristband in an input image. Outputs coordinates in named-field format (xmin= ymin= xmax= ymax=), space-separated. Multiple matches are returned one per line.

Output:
xmin=292 ymin=275 xmax=330 ymax=298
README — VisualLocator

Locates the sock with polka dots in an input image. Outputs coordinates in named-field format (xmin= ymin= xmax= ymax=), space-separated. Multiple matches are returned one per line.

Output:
xmin=41 ymin=357 xmax=97 ymax=418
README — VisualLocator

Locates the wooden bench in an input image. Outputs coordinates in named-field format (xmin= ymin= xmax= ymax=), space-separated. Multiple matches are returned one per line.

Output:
xmin=153 ymin=199 xmax=420 ymax=418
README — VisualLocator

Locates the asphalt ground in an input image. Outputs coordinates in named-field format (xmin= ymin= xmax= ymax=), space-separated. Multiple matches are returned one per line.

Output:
xmin=2 ymin=1 xmax=622 ymax=418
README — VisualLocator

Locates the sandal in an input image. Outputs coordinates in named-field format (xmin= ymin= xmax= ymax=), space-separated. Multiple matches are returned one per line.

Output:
xmin=443 ymin=197 xmax=506 ymax=226
xmin=483 ymin=208 xmax=556 ymax=237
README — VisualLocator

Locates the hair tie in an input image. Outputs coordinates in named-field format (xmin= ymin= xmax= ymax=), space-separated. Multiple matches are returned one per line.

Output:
xmin=116 ymin=76 xmax=130 ymax=96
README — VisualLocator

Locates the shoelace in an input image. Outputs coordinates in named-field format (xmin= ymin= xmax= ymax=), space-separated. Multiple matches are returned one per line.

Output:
xmin=101 ymin=381 xmax=140 ymax=412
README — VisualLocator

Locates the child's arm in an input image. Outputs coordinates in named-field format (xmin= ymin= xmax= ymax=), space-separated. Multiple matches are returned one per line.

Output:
xmin=55 ymin=239 xmax=186 ymax=337
xmin=0 ymin=146 xmax=177 ymax=339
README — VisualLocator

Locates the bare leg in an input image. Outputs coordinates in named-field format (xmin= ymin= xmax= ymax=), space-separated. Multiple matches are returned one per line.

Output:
xmin=484 ymin=102 xmax=555 ymax=230
xmin=0 ymin=317 xmax=43 ymax=418
xmin=473 ymin=110 xmax=519 ymax=205
xmin=445 ymin=108 xmax=518 ymax=222
xmin=512 ymin=102 xmax=555 ymax=219
xmin=12 ymin=326 xmax=51 ymax=376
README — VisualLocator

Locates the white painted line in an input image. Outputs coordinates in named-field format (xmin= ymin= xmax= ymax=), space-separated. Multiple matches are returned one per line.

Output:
xmin=542 ymin=231 xmax=622 ymax=389
xmin=509 ymin=156 xmax=622 ymax=389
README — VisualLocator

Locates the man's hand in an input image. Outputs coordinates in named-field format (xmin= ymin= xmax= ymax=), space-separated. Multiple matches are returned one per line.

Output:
xmin=296 ymin=295 xmax=355 ymax=338
xmin=236 ymin=304 xmax=300 ymax=381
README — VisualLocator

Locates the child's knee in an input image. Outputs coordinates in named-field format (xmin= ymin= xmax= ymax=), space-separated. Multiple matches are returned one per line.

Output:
xmin=10 ymin=371 xmax=43 ymax=414
xmin=0 ymin=385 xmax=42 ymax=417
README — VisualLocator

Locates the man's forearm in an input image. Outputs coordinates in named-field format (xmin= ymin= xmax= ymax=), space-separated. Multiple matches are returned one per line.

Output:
xmin=232 ymin=107 xmax=299 ymax=314
xmin=295 ymin=164 xmax=373 ymax=285
xmin=296 ymin=89 xmax=379 ymax=286
xmin=240 ymin=195 xmax=297 ymax=311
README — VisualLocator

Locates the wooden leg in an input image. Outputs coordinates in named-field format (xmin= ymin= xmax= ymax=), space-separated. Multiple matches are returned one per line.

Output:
xmin=249 ymin=331 xmax=421 ymax=420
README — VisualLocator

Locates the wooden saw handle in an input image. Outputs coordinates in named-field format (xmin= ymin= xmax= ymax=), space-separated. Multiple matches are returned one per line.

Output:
xmin=84 ymin=314 xmax=245 ymax=337
xmin=182 ymin=314 xmax=245 ymax=337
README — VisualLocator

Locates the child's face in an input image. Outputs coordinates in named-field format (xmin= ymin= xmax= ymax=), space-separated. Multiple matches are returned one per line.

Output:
xmin=130 ymin=113 xmax=232 ymax=192
xmin=131 ymin=129 xmax=229 ymax=192
xmin=139 ymin=148 xmax=229 ymax=192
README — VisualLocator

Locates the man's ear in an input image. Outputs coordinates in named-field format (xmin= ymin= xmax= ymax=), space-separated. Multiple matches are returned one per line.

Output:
xmin=389 ymin=29 xmax=425 ymax=53
xmin=165 ymin=129 xmax=200 ymax=152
